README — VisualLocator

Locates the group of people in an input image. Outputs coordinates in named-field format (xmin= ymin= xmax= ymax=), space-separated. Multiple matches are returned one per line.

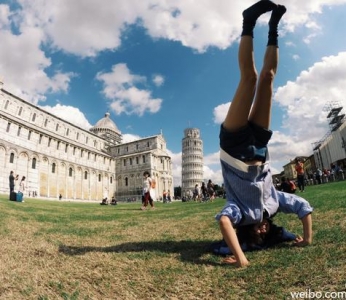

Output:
xmin=162 ymin=190 xmax=172 ymax=203
xmin=9 ymin=171 xmax=26 ymax=202
xmin=314 ymin=164 xmax=344 ymax=184
xmin=192 ymin=180 xmax=216 ymax=202
xmin=100 ymin=196 xmax=118 ymax=205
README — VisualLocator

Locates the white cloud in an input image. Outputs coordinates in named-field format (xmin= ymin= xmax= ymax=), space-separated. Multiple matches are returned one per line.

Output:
xmin=96 ymin=63 xmax=163 ymax=116
xmin=204 ymin=152 xmax=220 ymax=166
xmin=275 ymin=52 xmax=346 ymax=136
xmin=213 ymin=102 xmax=230 ymax=124
xmin=166 ymin=149 xmax=182 ymax=186
xmin=211 ymin=52 xmax=346 ymax=174
xmin=152 ymin=74 xmax=165 ymax=87
xmin=13 ymin=0 xmax=342 ymax=56
xmin=203 ymin=165 xmax=223 ymax=186
xmin=2 ymin=0 xmax=346 ymax=185
xmin=122 ymin=133 xmax=142 ymax=143
xmin=16 ymin=0 xmax=138 ymax=57
xmin=39 ymin=104 xmax=92 ymax=130
xmin=0 ymin=4 xmax=10 ymax=29
xmin=272 ymin=52 xmax=346 ymax=171
xmin=1 ymin=0 xmax=344 ymax=105
xmin=0 ymin=27 xmax=74 ymax=104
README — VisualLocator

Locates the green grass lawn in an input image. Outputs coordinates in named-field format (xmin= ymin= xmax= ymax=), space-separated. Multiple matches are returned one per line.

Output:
xmin=0 ymin=182 xmax=345 ymax=299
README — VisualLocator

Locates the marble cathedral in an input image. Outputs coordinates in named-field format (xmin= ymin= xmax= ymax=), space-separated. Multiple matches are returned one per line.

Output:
xmin=0 ymin=81 xmax=173 ymax=201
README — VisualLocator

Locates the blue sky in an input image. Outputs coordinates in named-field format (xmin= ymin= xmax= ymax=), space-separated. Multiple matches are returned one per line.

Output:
xmin=1 ymin=0 xmax=346 ymax=186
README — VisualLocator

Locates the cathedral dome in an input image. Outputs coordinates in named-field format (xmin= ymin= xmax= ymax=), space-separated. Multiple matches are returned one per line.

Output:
xmin=91 ymin=112 xmax=121 ymax=134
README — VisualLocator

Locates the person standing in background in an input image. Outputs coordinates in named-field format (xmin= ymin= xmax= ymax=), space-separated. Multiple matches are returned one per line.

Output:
xmin=207 ymin=179 xmax=215 ymax=201
xmin=141 ymin=171 xmax=155 ymax=210
xmin=9 ymin=171 xmax=15 ymax=196
xmin=19 ymin=176 xmax=26 ymax=193
xmin=295 ymin=159 xmax=305 ymax=192
xmin=14 ymin=174 xmax=20 ymax=192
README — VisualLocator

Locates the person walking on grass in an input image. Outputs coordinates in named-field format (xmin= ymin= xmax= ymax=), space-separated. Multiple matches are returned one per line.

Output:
xmin=207 ymin=179 xmax=215 ymax=201
xmin=215 ymin=0 xmax=313 ymax=268
xmin=141 ymin=171 xmax=155 ymax=210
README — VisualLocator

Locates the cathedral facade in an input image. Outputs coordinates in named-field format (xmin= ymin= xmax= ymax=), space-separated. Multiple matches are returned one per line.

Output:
xmin=110 ymin=134 xmax=173 ymax=201
xmin=0 ymin=81 xmax=173 ymax=201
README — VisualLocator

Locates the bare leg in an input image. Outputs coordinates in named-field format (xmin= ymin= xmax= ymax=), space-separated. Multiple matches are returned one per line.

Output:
xmin=249 ymin=5 xmax=286 ymax=129
xmin=248 ymin=45 xmax=278 ymax=129
xmin=223 ymin=0 xmax=277 ymax=132
xmin=222 ymin=36 xmax=257 ymax=132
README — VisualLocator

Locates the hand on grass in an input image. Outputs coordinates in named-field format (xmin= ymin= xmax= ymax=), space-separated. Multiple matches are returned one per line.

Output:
xmin=292 ymin=235 xmax=311 ymax=247
xmin=222 ymin=256 xmax=249 ymax=268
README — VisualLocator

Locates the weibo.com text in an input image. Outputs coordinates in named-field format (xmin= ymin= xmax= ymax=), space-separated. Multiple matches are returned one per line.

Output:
xmin=290 ymin=289 xmax=346 ymax=299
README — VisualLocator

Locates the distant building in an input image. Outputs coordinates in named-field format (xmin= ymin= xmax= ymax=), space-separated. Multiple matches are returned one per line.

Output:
xmin=109 ymin=134 xmax=173 ymax=201
xmin=282 ymin=160 xmax=296 ymax=181
xmin=313 ymin=102 xmax=346 ymax=171
xmin=181 ymin=128 xmax=203 ymax=197
xmin=0 ymin=80 xmax=173 ymax=201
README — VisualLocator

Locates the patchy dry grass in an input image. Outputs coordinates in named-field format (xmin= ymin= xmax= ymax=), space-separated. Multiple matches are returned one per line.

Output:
xmin=1 ymin=181 xmax=346 ymax=299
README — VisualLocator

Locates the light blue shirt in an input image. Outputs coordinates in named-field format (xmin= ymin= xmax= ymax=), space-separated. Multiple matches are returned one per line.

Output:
xmin=216 ymin=149 xmax=313 ymax=225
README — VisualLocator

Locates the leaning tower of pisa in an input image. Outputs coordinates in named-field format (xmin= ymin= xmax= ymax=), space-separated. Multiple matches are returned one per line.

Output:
xmin=181 ymin=128 xmax=204 ymax=197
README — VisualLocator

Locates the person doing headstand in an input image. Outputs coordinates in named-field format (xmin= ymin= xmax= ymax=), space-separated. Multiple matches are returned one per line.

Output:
xmin=215 ymin=0 xmax=313 ymax=268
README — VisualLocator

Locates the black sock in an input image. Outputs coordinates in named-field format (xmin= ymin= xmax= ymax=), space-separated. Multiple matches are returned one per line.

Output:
xmin=242 ymin=0 xmax=277 ymax=37
xmin=267 ymin=5 xmax=287 ymax=46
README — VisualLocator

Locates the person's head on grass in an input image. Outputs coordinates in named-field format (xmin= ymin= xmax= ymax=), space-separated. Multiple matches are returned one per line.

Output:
xmin=237 ymin=218 xmax=272 ymax=247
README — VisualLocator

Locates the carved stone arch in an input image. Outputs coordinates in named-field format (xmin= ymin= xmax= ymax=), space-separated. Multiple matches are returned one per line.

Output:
xmin=51 ymin=159 xmax=59 ymax=173
xmin=0 ymin=145 xmax=6 ymax=169
xmin=68 ymin=164 xmax=75 ymax=175
xmin=42 ymin=156 xmax=50 ymax=164
xmin=18 ymin=151 xmax=29 ymax=160
xmin=26 ymin=106 xmax=32 ymax=118
xmin=30 ymin=152 xmax=40 ymax=162
xmin=83 ymin=168 xmax=89 ymax=180
xmin=61 ymin=123 xmax=66 ymax=133
xmin=50 ymin=118 xmax=56 ymax=130
xmin=70 ymin=127 xmax=75 ymax=136
xmin=0 ymin=143 xmax=6 ymax=152
xmin=39 ymin=156 xmax=50 ymax=197
xmin=38 ymin=113 xmax=45 ymax=127
xmin=0 ymin=95 xmax=4 ymax=107
xmin=8 ymin=147 xmax=19 ymax=156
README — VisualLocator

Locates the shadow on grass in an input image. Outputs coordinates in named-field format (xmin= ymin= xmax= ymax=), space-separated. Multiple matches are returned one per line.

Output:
xmin=59 ymin=240 xmax=220 ymax=266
